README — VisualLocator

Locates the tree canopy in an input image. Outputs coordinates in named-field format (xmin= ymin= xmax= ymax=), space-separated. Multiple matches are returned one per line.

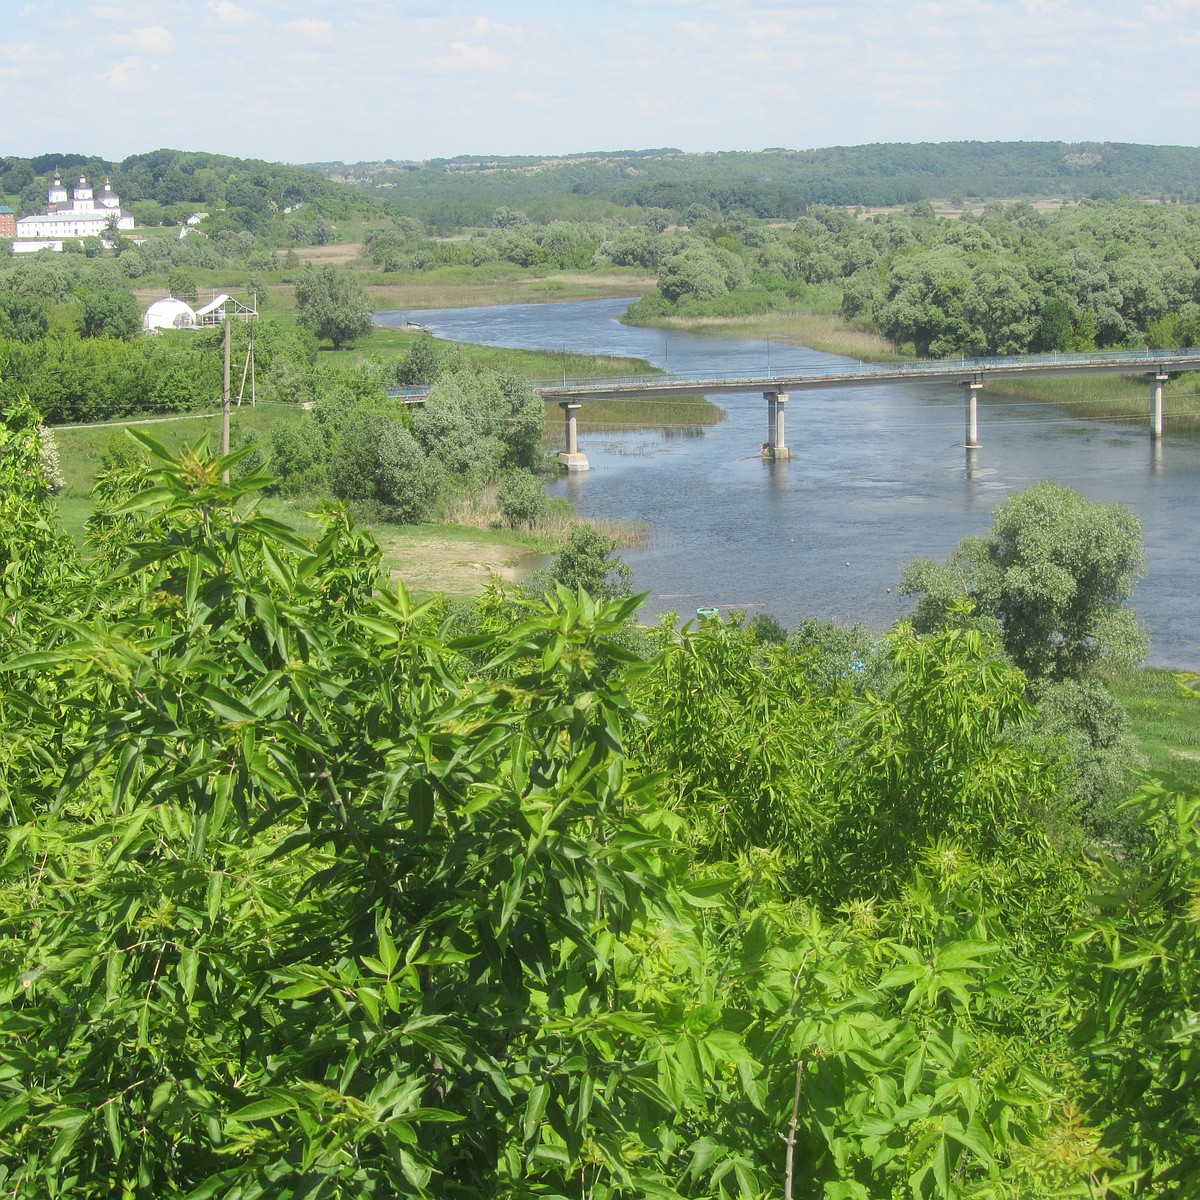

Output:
xmin=1 ymin=406 xmax=1198 ymax=1197
xmin=902 ymin=479 xmax=1148 ymax=679
xmin=294 ymin=263 xmax=375 ymax=349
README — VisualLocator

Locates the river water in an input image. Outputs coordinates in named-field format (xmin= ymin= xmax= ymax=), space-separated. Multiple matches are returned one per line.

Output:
xmin=377 ymin=298 xmax=1200 ymax=670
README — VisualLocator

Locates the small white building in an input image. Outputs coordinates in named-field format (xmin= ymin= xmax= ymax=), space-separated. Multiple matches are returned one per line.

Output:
xmin=14 ymin=174 xmax=135 ymax=249
xmin=142 ymin=293 xmax=257 ymax=334
xmin=143 ymin=297 xmax=198 ymax=332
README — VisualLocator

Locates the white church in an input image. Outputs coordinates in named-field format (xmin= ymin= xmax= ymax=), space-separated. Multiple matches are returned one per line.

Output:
xmin=13 ymin=173 xmax=135 ymax=253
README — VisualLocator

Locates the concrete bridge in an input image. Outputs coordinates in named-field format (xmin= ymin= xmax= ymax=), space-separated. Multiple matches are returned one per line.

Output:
xmin=389 ymin=347 xmax=1200 ymax=471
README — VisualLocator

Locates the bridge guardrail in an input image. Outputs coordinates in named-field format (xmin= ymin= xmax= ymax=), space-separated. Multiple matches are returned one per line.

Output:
xmin=386 ymin=349 xmax=1200 ymax=402
xmin=526 ymin=347 xmax=1200 ymax=395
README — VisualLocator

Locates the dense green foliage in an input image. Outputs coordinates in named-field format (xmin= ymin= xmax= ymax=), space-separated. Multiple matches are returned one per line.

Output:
xmin=311 ymin=142 xmax=1200 ymax=222
xmin=3 ymin=402 xmax=1198 ymax=1198
xmin=0 ymin=248 xmax=559 ymax=530
xmin=256 ymin=355 xmax=546 ymax=523
xmin=902 ymin=480 xmax=1148 ymax=679
xmin=0 ymin=262 xmax=322 ymax=423
xmin=541 ymin=524 xmax=634 ymax=599
xmin=294 ymin=263 xmax=375 ymax=350
xmin=2 ymin=149 xmax=390 ymax=242
xmin=616 ymin=197 xmax=1200 ymax=355
xmin=496 ymin=469 xmax=550 ymax=528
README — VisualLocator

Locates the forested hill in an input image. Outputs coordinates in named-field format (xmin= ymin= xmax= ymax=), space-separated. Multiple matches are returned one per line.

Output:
xmin=310 ymin=141 xmax=1200 ymax=226
xmin=0 ymin=148 xmax=391 ymax=238
xmin=10 ymin=142 xmax=1200 ymax=238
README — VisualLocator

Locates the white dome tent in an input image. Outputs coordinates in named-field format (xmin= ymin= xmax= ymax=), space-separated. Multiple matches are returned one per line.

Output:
xmin=143 ymin=297 xmax=198 ymax=332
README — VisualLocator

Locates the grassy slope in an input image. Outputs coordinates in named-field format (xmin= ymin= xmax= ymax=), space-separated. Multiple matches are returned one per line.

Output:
xmin=50 ymin=410 xmax=548 ymax=598
xmin=49 ymin=273 xmax=693 ymax=594
xmin=1105 ymin=667 xmax=1200 ymax=793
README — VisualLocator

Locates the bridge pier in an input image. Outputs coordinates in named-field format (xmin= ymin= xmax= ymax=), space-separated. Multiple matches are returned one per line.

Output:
xmin=963 ymin=378 xmax=982 ymax=449
xmin=762 ymin=391 xmax=791 ymax=460
xmin=1150 ymin=372 xmax=1168 ymax=440
xmin=557 ymin=401 xmax=589 ymax=472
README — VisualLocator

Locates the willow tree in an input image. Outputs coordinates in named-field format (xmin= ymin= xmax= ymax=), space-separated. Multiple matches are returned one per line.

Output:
xmin=294 ymin=262 xmax=373 ymax=349
xmin=901 ymin=480 xmax=1147 ymax=679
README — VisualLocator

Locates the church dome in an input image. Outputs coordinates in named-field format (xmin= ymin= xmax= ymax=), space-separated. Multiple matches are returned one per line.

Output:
xmin=143 ymin=297 xmax=198 ymax=332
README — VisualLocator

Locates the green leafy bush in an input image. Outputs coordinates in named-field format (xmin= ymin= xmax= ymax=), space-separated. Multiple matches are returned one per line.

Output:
xmin=496 ymin=469 xmax=547 ymax=528
xmin=0 ymin=408 xmax=1195 ymax=1199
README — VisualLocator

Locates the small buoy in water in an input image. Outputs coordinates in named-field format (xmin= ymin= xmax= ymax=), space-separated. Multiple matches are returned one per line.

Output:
xmin=844 ymin=562 xmax=851 ymax=568
xmin=886 ymin=587 xmax=892 ymax=593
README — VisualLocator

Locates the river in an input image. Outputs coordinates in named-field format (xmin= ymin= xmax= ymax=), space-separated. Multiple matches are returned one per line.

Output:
xmin=377 ymin=298 xmax=1200 ymax=670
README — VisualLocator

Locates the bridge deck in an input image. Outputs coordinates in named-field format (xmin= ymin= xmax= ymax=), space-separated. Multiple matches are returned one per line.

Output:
xmin=385 ymin=349 xmax=1200 ymax=405
xmin=526 ymin=348 xmax=1200 ymax=402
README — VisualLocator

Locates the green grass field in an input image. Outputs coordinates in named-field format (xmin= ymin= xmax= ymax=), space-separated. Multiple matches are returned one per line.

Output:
xmin=1105 ymin=666 xmax=1200 ymax=793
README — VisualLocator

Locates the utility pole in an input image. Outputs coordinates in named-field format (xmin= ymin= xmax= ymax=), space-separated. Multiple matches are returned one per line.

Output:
xmin=222 ymin=317 xmax=231 ymax=482
xmin=251 ymin=294 xmax=257 ymax=406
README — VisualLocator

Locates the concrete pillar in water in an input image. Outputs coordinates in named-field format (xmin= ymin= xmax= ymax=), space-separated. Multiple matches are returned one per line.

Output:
xmin=1150 ymin=372 xmax=1168 ymax=440
xmin=964 ymin=378 xmax=982 ymax=449
xmin=557 ymin=401 xmax=589 ymax=471
xmin=762 ymin=391 xmax=792 ymax=460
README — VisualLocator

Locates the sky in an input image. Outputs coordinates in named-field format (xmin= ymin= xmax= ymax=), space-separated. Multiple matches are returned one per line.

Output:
xmin=4 ymin=0 xmax=1200 ymax=165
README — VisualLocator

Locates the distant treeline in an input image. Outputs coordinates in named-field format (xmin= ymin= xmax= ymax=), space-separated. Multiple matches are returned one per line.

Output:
xmin=313 ymin=141 xmax=1200 ymax=229
xmin=9 ymin=142 xmax=1200 ymax=249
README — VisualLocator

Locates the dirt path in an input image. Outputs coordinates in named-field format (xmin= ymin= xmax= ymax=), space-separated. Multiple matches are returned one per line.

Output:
xmin=374 ymin=531 xmax=546 ymax=597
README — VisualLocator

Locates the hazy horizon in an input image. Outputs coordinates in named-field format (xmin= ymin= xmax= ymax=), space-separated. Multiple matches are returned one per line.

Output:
xmin=7 ymin=2 xmax=1200 ymax=165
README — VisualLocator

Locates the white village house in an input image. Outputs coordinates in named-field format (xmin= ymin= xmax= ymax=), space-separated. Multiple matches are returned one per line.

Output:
xmin=13 ymin=174 xmax=135 ymax=253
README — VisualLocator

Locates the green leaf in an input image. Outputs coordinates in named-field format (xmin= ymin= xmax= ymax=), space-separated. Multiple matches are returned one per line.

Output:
xmin=177 ymin=948 xmax=199 ymax=1002
xmin=945 ymin=1114 xmax=992 ymax=1164
xmin=903 ymin=1043 xmax=927 ymax=1100
xmin=41 ymin=1107 xmax=90 ymax=1129
xmin=932 ymin=1135 xmax=952 ymax=1197
xmin=275 ymin=979 xmax=327 ymax=1000
xmin=198 ymin=684 xmax=260 ymax=724
xmin=149 ymin=1081 xmax=174 ymax=1116
xmin=679 ymin=875 xmax=737 ymax=909
xmin=103 ymin=1102 xmax=123 ymax=1157
xmin=522 ymin=1082 xmax=549 ymax=1146
xmin=229 ymin=1095 xmax=298 ymax=1123
xmin=824 ymin=1184 xmax=871 ymax=1200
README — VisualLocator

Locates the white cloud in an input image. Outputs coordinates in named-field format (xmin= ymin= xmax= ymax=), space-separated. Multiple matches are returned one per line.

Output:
xmin=119 ymin=25 xmax=177 ymax=54
xmin=100 ymin=54 xmax=157 ymax=91
xmin=0 ymin=41 xmax=40 ymax=62
xmin=675 ymin=20 xmax=723 ymax=40
xmin=206 ymin=0 xmax=259 ymax=27
xmin=285 ymin=17 xmax=334 ymax=39
xmin=3 ymin=0 xmax=1200 ymax=163
xmin=425 ymin=40 xmax=507 ymax=73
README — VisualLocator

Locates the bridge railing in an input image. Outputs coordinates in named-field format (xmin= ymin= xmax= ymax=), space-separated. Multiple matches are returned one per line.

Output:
xmin=387 ymin=348 xmax=1200 ymax=402
xmin=529 ymin=346 xmax=1200 ymax=394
